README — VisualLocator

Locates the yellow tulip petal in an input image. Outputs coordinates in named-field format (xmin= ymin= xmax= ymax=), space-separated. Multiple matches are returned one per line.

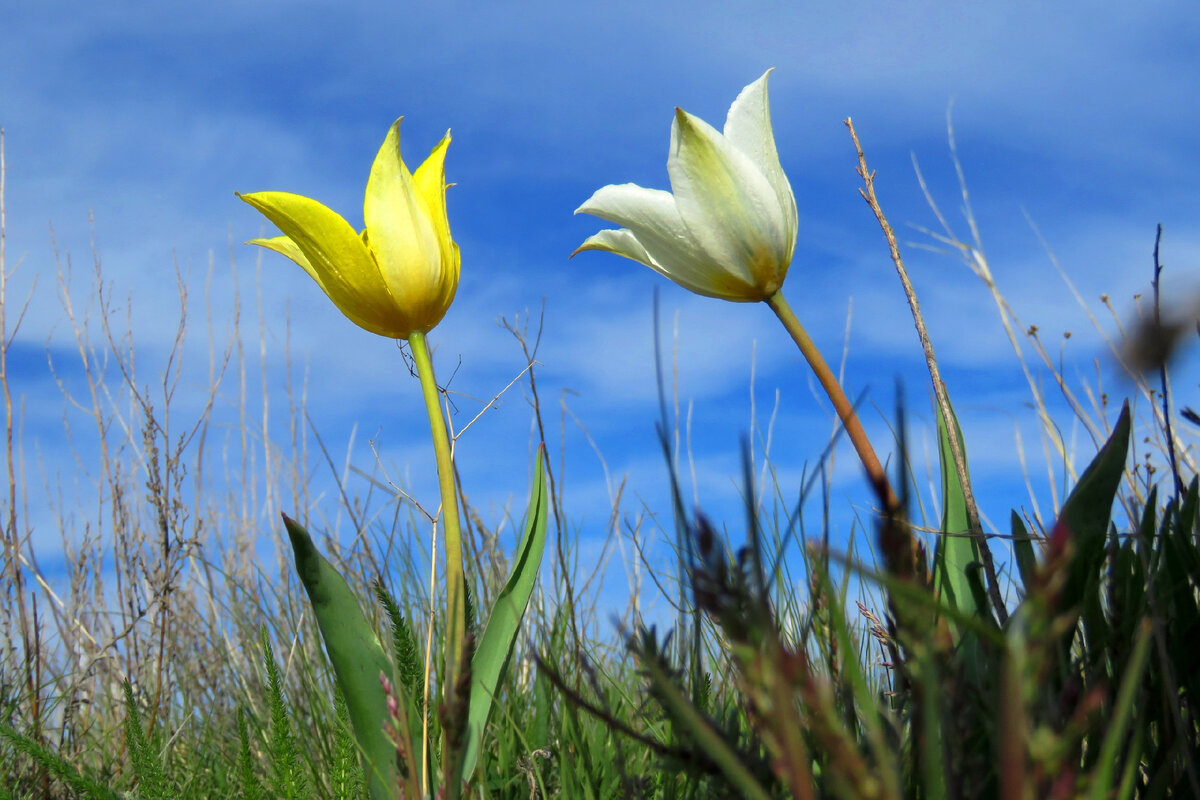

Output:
xmin=239 ymin=191 xmax=408 ymax=337
xmin=411 ymin=131 xmax=460 ymax=323
xmin=413 ymin=131 xmax=453 ymax=252
xmin=247 ymin=235 xmax=390 ymax=334
xmin=241 ymin=116 xmax=461 ymax=340
xmin=363 ymin=120 xmax=446 ymax=332
xmin=247 ymin=235 xmax=322 ymax=288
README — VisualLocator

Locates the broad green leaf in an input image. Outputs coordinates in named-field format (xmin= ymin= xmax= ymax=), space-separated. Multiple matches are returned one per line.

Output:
xmin=932 ymin=397 xmax=982 ymax=618
xmin=1056 ymin=403 xmax=1131 ymax=619
xmin=931 ymin=392 xmax=994 ymax=692
xmin=282 ymin=514 xmax=398 ymax=800
xmin=462 ymin=447 xmax=550 ymax=782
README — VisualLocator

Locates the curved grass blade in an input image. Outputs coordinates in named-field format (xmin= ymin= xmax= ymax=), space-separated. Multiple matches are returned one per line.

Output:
xmin=281 ymin=514 xmax=397 ymax=800
xmin=461 ymin=446 xmax=549 ymax=783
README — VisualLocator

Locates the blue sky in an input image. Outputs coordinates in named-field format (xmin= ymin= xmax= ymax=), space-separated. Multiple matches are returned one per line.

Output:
xmin=3 ymin=2 xmax=1199 ymax=609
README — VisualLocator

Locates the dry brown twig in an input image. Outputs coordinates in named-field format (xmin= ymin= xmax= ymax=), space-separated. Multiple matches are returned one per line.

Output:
xmin=843 ymin=117 xmax=1008 ymax=624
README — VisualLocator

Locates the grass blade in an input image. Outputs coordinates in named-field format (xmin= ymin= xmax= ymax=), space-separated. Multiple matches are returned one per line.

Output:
xmin=1085 ymin=619 xmax=1152 ymax=800
xmin=462 ymin=445 xmax=550 ymax=782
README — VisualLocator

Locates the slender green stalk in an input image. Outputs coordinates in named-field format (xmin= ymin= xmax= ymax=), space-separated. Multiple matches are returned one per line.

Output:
xmin=408 ymin=329 xmax=466 ymax=785
xmin=764 ymin=290 xmax=899 ymax=513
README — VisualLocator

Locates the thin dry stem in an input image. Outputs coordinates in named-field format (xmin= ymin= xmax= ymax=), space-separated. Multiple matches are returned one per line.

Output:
xmin=844 ymin=117 xmax=1008 ymax=622
xmin=1 ymin=125 xmax=50 ymax=795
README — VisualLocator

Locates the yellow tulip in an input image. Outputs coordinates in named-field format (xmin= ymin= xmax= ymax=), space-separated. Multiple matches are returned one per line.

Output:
xmin=574 ymin=69 xmax=796 ymax=302
xmin=239 ymin=119 xmax=459 ymax=339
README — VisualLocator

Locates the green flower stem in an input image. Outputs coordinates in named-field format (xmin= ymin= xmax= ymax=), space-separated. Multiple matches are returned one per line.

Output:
xmin=408 ymin=329 xmax=466 ymax=754
xmin=765 ymin=290 xmax=900 ymax=513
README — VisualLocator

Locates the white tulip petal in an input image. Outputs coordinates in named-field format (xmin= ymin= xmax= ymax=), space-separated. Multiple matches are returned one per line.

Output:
xmin=576 ymin=183 xmax=762 ymax=299
xmin=575 ymin=227 xmax=758 ymax=300
xmin=575 ymin=183 xmax=717 ymax=273
xmin=574 ymin=228 xmax=653 ymax=263
xmin=575 ymin=72 xmax=798 ymax=302
xmin=723 ymin=69 xmax=797 ymax=256
xmin=668 ymin=110 xmax=791 ymax=290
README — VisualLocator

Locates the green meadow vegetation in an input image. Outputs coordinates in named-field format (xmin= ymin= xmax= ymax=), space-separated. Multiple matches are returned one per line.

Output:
xmin=2 ymin=98 xmax=1200 ymax=799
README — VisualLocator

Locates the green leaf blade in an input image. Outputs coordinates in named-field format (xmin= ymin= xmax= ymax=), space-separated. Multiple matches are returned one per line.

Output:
xmin=932 ymin=394 xmax=986 ymax=630
xmin=1055 ymin=402 xmax=1132 ymax=618
xmin=281 ymin=514 xmax=397 ymax=800
xmin=462 ymin=446 xmax=550 ymax=782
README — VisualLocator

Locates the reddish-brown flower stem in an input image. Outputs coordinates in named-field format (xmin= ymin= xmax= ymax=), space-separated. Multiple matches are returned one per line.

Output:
xmin=764 ymin=290 xmax=900 ymax=515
